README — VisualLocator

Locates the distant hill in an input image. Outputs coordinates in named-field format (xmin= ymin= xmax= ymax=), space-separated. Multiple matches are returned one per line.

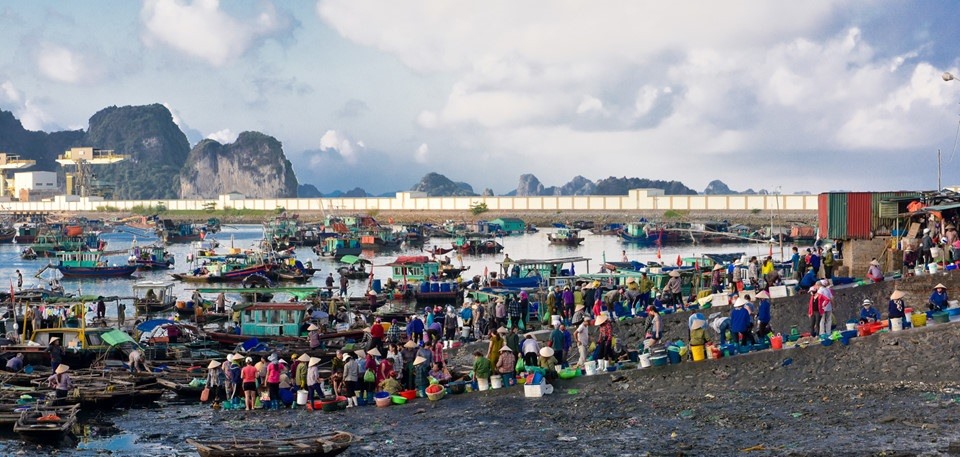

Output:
xmin=85 ymin=104 xmax=191 ymax=199
xmin=298 ymin=184 xmax=323 ymax=198
xmin=410 ymin=172 xmax=477 ymax=196
xmin=180 ymin=131 xmax=297 ymax=198
xmin=594 ymin=176 xmax=698 ymax=195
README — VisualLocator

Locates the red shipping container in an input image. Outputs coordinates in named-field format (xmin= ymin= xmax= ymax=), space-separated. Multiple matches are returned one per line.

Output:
xmin=818 ymin=193 xmax=828 ymax=239
xmin=846 ymin=192 xmax=873 ymax=239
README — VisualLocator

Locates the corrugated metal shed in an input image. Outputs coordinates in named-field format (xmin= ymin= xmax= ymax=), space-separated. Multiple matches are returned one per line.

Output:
xmin=846 ymin=192 xmax=872 ymax=239
xmin=827 ymin=193 xmax=848 ymax=240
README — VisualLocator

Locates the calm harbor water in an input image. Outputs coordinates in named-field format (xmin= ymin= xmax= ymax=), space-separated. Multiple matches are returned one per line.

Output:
xmin=0 ymin=224 xmax=789 ymax=455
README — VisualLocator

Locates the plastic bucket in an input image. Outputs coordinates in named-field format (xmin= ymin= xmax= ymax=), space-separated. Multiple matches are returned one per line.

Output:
xmin=929 ymin=263 xmax=939 ymax=274
xmin=667 ymin=348 xmax=681 ymax=364
xmin=890 ymin=317 xmax=903 ymax=332
xmin=690 ymin=345 xmax=705 ymax=362
xmin=491 ymin=376 xmax=503 ymax=389
xmin=476 ymin=378 xmax=489 ymax=391
xmin=296 ymin=390 xmax=308 ymax=406
xmin=770 ymin=335 xmax=783 ymax=350
xmin=584 ymin=360 xmax=597 ymax=375
xmin=845 ymin=322 xmax=856 ymax=331
xmin=911 ymin=313 xmax=926 ymax=327
xmin=639 ymin=354 xmax=651 ymax=368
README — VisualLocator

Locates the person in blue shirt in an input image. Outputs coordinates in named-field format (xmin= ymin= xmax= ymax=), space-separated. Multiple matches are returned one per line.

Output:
xmin=790 ymin=246 xmax=800 ymax=279
xmin=809 ymin=250 xmax=821 ymax=277
xmin=755 ymin=290 xmax=772 ymax=338
xmin=730 ymin=298 xmax=755 ymax=346
xmin=859 ymin=299 xmax=881 ymax=324
xmin=797 ymin=267 xmax=817 ymax=293
xmin=929 ymin=283 xmax=949 ymax=311
xmin=406 ymin=315 xmax=425 ymax=345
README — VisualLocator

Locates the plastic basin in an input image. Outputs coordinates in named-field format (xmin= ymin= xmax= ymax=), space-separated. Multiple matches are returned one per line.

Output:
xmin=391 ymin=395 xmax=407 ymax=405
xmin=399 ymin=390 xmax=417 ymax=400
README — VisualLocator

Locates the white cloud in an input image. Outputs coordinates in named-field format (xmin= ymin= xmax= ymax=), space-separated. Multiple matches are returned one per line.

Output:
xmin=319 ymin=129 xmax=363 ymax=164
xmin=141 ymin=0 xmax=294 ymax=67
xmin=576 ymin=96 xmax=603 ymax=115
xmin=0 ymin=81 xmax=51 ymax=131
xmin=414 ymin=143 xmax=429 ymax=163
xmin=206 ymin=128 xmax=237 ymax=144
xmin=35 ymin=43 xmax=103 ymax=84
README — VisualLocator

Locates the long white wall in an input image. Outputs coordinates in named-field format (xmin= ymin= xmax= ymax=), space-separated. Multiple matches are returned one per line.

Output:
xmin=0 ymin=189 xmax=818 ymax=213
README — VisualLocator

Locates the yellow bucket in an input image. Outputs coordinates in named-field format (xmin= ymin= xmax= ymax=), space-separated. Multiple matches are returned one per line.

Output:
xmin=911 ymin=313 xmax=926 ymax=328
xmin=691 ymin=345 xmax=706 ymax=362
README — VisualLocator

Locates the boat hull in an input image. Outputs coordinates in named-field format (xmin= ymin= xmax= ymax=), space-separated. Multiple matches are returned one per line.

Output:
xmin=57 ymin=265 xmax=138 ymax=278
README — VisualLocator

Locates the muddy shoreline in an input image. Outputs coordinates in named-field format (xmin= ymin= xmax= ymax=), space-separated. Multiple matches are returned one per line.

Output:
xmin=6 ymin=319 xmax=960 ymax=456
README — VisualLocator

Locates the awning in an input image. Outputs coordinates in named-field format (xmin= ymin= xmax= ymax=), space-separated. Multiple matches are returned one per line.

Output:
xmin=101 ymin=329 xmax=137 ymax=347
xmin=339 ymin=255 xmax=371 ymax=265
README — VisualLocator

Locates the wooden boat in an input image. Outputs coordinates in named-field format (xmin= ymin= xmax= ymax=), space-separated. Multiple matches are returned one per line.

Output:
xmin=172 ymin=262 xmax=273 ymax=283
xmin=494 ymin=256 xmax=592 ymax=289
xmin=129 ymin=243 xmax=175 ymax=270
xmin=133 ymin=280 xmax=177 ymax=315
xmin=187 ymin=431 xmax=356 ymax=457
xmin=452 ymin=237 xmax=503 ymax=255
xmin=54 ymin=251 xmax=137 ymax=278
xmin=618 ymin=222 xmax=665 ymax=246
xmin=14 ymin=403 xmax=79 ymax=441
xmin=425 ymin=246 xmax=454 ymax=256
xmin=547 ymin=227 xmax=584 ymax=245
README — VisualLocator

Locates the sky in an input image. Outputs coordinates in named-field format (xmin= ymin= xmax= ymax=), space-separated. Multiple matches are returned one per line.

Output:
xmin=1 ymin=1 xmax=960 ymax=196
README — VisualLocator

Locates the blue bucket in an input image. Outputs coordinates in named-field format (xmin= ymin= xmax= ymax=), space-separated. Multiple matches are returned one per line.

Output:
xmin=420 ymin=282 xmax=430 ymax=293
xmin=439 ymin=282 xmax=451 ymax=292
xmin=430 ymin=283 xmax=440 ymax=292
xmin=372 ymin=279 xmax=382 ymax=293
xmin=667 ymin=349 xmax=681 ymax=364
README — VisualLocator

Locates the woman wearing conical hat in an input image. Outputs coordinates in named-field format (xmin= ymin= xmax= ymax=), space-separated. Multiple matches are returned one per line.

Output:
xmin=929 ymin=284 xmax=949 ymax=312
xmin=888 ymin=290 xmax=907 ymax=330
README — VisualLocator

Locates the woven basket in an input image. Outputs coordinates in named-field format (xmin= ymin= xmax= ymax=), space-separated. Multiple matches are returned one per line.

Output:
xmin=427 ymin=390 xmax=445 ymax=401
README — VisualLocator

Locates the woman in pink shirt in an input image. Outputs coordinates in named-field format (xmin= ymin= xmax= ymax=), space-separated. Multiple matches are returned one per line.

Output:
xmin=265 ymin=354 xmax=282 ymax=406
xmin=241 ymin=358 xmax=258 ymax=410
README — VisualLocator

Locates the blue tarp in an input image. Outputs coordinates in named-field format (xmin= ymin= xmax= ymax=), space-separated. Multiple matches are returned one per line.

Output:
xmin=136 ymin=319 xmax=176 ymax=333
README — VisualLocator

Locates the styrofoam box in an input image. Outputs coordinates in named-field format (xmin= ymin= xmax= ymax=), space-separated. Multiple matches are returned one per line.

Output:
xmin=769 ymin=285 xmax=789 ymax=299
xmin=524 ymin=383 xmax=545 ymax=398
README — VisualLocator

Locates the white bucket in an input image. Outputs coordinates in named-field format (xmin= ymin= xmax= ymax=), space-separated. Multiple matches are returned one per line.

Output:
xmin=915 ymin=266 xmax=925 ymax=276
xmin=845 ymin=323 xmax=856 ymax=331
xmin=639 ymin=354 xmax=651 ymax=368
xmin=296 ymin=390 xmax=308 ymax=405
xmin=477 ymin=378 xmax=489 ymax=391
xmin=929 ymin=263 xmax=939 ymax=274
xmin=551 ymin=315 xmax=562 ymax=327
xmin=584 ymin=360 xmax=597 ymax=376
xmin=490 ymin=375 xmax=503 ymax=389
xmin=905 ymin=311 xmax=913 ymax=323
xmin=891 ymin=317 xmax=903 ymax=332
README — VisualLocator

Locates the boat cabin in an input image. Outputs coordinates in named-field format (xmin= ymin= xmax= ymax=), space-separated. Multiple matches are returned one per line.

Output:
xmin=237 ymin=303 xmax=308 ymax=337
xmin=133 ymin=280 xmax=176 ymax=314
xmin=388 ymin=256 xmax=441 ymax=282
xmin=495 ymin=256 xmax=591 ymax=289
xmin=57 ymin=251 xmax=107 ymax=268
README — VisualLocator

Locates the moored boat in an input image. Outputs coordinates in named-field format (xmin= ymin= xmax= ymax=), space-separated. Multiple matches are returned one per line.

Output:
xmin=54 ymin=251 xmax=137 ymax=278
xmin=13 ymin=403 xmax=79 ymax=442
xmin=186 ymin=431 xmax=357 ymax=457
xmin=547 ymin=227 xmax=584 ymax=245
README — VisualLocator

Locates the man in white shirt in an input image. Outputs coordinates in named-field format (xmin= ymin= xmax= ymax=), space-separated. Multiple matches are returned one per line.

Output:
xmin=574 ymin=319 xmax=591 ymax=368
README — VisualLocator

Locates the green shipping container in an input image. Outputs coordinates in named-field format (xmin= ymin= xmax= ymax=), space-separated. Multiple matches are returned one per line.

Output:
xmin=827 ymin=193 xmax=848 ymax=240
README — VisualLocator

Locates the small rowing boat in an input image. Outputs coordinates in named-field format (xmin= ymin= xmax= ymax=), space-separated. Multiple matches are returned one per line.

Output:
xmin=186 ymin=431 xmax=356 ymax=457
xmin=13 ymin=403 xmax=79 ymax=442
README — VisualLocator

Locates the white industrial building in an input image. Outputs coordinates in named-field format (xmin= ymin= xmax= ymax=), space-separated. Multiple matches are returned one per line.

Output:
xmin=14 ymin=171 xmax=59 ymax=201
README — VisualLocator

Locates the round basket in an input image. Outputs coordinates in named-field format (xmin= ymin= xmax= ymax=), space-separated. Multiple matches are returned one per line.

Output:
xmin=375 ymin=396 xmax=392 ymax=407
xmin=427 ymin=390 xmax=445 ymax=401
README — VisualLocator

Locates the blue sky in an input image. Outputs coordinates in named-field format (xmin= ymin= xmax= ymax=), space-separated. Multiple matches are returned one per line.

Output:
xmin=1 ymin=1 xmax=959 ymax=195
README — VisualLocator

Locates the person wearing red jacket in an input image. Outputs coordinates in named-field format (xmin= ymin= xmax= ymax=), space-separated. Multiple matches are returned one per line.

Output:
xmin=370 ymin=318 xmax=385 ymax=356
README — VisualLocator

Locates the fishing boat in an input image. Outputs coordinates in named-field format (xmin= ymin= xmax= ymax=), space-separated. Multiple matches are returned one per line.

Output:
xmin=186 ymin=431 xmax=357 ymax=457
xmin=13 ymin=403 xmax=79 ymax=442
xmin=452 ymin=236 xmax=503 ymax=255
xmin=29 ymin=232 xmax=103 ymax=258
xmin=387 ymin=255 xmax=468 ymax=282
xmin=618 ymin=221 xmax=665 ymax=246
xmin=133 ymin=280 xmax=177 ymax=315
xmin=157 ymin=219 xmax=210 ymax=244
xmin=495 ymin=257 xmax=591 ymax=289
xmin=54 ymin=251 xmax=138 ymax=278
xmin=128 ymin=242 xmax=175 ymax=270
xmin=13 ymin=223 xmax=41 ymax=244
xmin=313 ymin=236 xmax=362 ymax=260
xmin=205 ymin=302 xmax=310 ymax=345
xmin=171 ymin=253 xmax=273 ymax=283
xmin=3 ymin=326 xmax=135 ymax=370
xmin=547 ymin=227 xmax=584 ymax=245
xmin=590 ymin=222 xmax=624 ymax=236
xmin=0 ymin=226 xmax=15 ymax=243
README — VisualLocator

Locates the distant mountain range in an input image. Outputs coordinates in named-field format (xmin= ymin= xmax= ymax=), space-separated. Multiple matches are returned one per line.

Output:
xmin=298 ymin=174 xmax=793 ymax=198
